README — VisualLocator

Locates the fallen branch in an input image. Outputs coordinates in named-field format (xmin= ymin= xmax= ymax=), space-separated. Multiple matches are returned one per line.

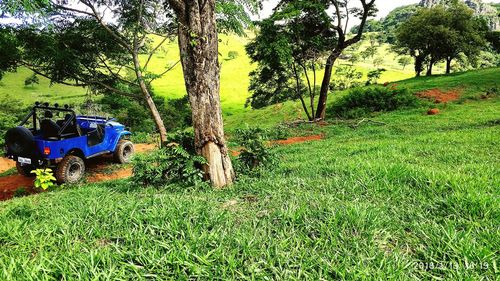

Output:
xmin=349 ymin=118 xmax=387 ymax=129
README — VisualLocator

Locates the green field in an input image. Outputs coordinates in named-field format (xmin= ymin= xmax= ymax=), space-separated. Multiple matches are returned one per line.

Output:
xmin=0 ymin=66 xmax=499 ymax=279
xmin=0 ymin=33 xmax=415 ymax=117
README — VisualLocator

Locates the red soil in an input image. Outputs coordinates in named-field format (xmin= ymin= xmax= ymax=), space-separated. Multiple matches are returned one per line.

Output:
xmin=230 ymin=134 xmax=324 ymax=156
xmin=427 ymin=108 xmax=440 ymax=115
xmin=0 ymin=143 xmax=156 ymax=201
xmin=271 ymin=134 xmax=324 ymax=145
xmin=416 ymin=88 xmax=461 ymax=103
xmin=0 ymin=157 xmax=15 ymax=173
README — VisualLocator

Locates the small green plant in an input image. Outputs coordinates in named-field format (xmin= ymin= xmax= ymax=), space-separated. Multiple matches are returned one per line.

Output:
xmin=366 ymin=68 xmax=386 ymax=85
xmin=233 ymin=127 xmax=277 ymax=173
xmin=132 ymin=143 xmax=207 ymax=188
xmin=329 ymin=86 xmax=419 ymax=119
xmin=24 ymin=73 xmax=39 ymax=87
xmin=31 ymin=168 xmax=57 ymax=190
xmin=227 ymin=50 xmax=239 ymax=60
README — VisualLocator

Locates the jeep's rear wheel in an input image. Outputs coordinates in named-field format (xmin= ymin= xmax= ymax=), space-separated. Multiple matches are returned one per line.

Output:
xmin=16 ymin=162 xmax=35 ymax=177
xmin=114 ymin=140 xmax=134 ymax=164
xmin=56 ymin=155 xmax=85 ymax=184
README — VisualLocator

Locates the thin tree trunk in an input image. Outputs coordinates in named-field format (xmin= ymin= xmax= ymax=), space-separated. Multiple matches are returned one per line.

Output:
xmin=446 ymin=57 xmax=452 ymax=74
xmin=132 ymin=53 xmax=168 ymax=144
xmin=172 ymin=0 xmax=234 ymax=187
xmin=426 ymin=58 xmax=434 ymax=76
xmin=415 ymin=55 xmax=424 ymax=77
xmin=292 ymin=63 xmax=312 ymax=121
xmin=299 ymin=62 xmax=315 ymax=119
xmin=315 ymin=51 xmax=339 ymax=120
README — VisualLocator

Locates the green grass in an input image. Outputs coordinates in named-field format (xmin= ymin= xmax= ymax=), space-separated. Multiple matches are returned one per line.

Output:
xmin=224 ymin=67 xmax=500 ymax=130
xmin=0 ymin=33 xmax=415 ymax=118
xmin=1 ymin=85 xmax=499 ymax=279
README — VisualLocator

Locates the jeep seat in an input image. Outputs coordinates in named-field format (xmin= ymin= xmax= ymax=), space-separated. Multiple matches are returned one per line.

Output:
xmin=57 ymin=114 xmax=81 ymax=137
xmin=40 ymin=119 xmax=61 ymax=140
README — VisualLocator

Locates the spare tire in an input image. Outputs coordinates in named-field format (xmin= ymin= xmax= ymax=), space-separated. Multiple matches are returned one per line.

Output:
xmin=5 ymin=126 xmax=35 ymax=156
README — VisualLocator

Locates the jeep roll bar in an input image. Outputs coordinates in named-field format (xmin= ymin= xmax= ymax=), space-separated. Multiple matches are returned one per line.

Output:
xmin=19 ymin=102 xmax=81 ymax=139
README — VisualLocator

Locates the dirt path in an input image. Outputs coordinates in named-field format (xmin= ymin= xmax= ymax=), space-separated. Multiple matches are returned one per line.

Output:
xmin=0 ymin=157 xmax=15 ymax=174
xmin=0 ymin=143 xmax=156 ymax=201
xmin=1 ymin=136 xmax=324 ymax=201
xmin=230 ymin=134 xmax=324 ymax=156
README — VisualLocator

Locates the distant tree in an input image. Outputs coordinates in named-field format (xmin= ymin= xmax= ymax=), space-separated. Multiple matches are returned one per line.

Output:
xmin=397 ymin=56 xmax=412 ymax=70
xmin=360 ymin=49 xmax=371 ymax=61
xmin=348 ymin=53 xmax=360 ymax=65
xmin=227 ymin=51 xmax=239 ymax=60
xmin=329 ymin=65 xmax=363 ymax=91
xmin=246 ymin=0 xmax=335 ymax=120
xmin=366 ymin=68 xmax=386 ymax=85
xmin=373 ymin=56 xmax=384 ymax=68
xmin=313 ymin=0 xmax=377 ymax=120
xmin=440 ymin=2 xmax=489 ymax=74
xmin=24 ymin=73 xmax=39 ymax=87
xmin=365 ymin=45 xmax=378 ymax=59
xmin=395 ymin=6 xmax=445 ymax=76
xmin=368 ymin=33 xmax=377 ymax=47
xmin=395 ymin=3 xmax=488 ymax=76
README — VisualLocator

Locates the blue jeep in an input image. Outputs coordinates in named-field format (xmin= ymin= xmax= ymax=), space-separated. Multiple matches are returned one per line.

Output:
xmin=4 ymin=102 xmax=134 ymax=184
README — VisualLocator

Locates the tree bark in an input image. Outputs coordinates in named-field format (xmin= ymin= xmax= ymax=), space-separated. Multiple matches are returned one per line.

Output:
xmin=132 ymin=53 xmax=168 ymax=144
xmin=315 ymin=52 xmax=338 ymax=120
xmin=446 ymin=57 xmax=452 ymax=74
xmin=170 ymin=0 xmax=234 ymax=187
xmin=426 ymin=58 xmax=434 ymax=76
xmin=415 ymin=54 xmax=425 ymax=77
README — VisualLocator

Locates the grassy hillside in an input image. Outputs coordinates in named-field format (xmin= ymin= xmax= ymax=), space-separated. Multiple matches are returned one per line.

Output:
xmin=224 ymin=67 xmax=499 ymax=130
xmin=0 ymin=75 xmax=498 ymax=279
xmin=0 ymin=33 xmax=414 ymax=117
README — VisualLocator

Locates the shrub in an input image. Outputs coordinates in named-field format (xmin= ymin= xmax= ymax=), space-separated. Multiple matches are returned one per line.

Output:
xmin=227 ymin=51 xmax=239 ymax=60
xmin=24 ymin=73 xmax=39 ymax=87
xmin=0 ymin=96 xmax=27 ymax=147
xmin=233 ymin=127 xmax=276 ymax=172
xmin=132 ymin=143 xmax=207 ymax=188
xmin=31 ymin=168 xmax=57 ymax=190
xmin=366 ymin=68 xmax=386 ymax=85
xmin=329 ymin=86 xmax=419 ymax=119
xmin=168 ymin=130 xmax=196 ymax=154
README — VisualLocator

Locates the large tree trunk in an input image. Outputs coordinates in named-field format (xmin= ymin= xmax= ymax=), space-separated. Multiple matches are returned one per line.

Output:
xmin=132 ymin=53 xmax=168 ymax=144
xmin=170 ymin=0 xmax=234 ymax=187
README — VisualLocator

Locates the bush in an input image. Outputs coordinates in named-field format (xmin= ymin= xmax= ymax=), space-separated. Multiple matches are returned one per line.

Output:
xmin=132 ymin=134 xmax=206 ymax=188
xmin=233 ymin=127 xmax=277 ymax=173
xmin=329 ymin=86 xmax=419 ymax=119
xmin=24 ymin=73 xmax=39 ymax=87
xmin=31 ymin=168 xmax=57 ymax=190
xmin=0 ymin=96 xmax=27 ymax=147
xmin=227 ymin=51 xmax=239 ymax=60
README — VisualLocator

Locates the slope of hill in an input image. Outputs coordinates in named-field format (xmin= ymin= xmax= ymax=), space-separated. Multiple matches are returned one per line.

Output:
xmin=0 ymin=67 xmax=498 ymax=280
xmin=224 ymin=67 xmax=499 ymax=130
xmin=0 ymin=33 xmax=414 ymax=117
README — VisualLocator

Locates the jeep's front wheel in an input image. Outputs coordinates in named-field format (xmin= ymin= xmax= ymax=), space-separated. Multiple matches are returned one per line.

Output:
xmin=56 ymin=155 xmax=85 ymax=184
xmin=114 ymin=140 xmax=134 ymax=164
xmin=16 ymin=162 xmax=35 ymax=177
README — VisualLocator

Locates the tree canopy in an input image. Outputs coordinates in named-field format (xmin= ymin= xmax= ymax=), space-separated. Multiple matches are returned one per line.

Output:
xmin=395 ymin=2 xmax=488 ymax=76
